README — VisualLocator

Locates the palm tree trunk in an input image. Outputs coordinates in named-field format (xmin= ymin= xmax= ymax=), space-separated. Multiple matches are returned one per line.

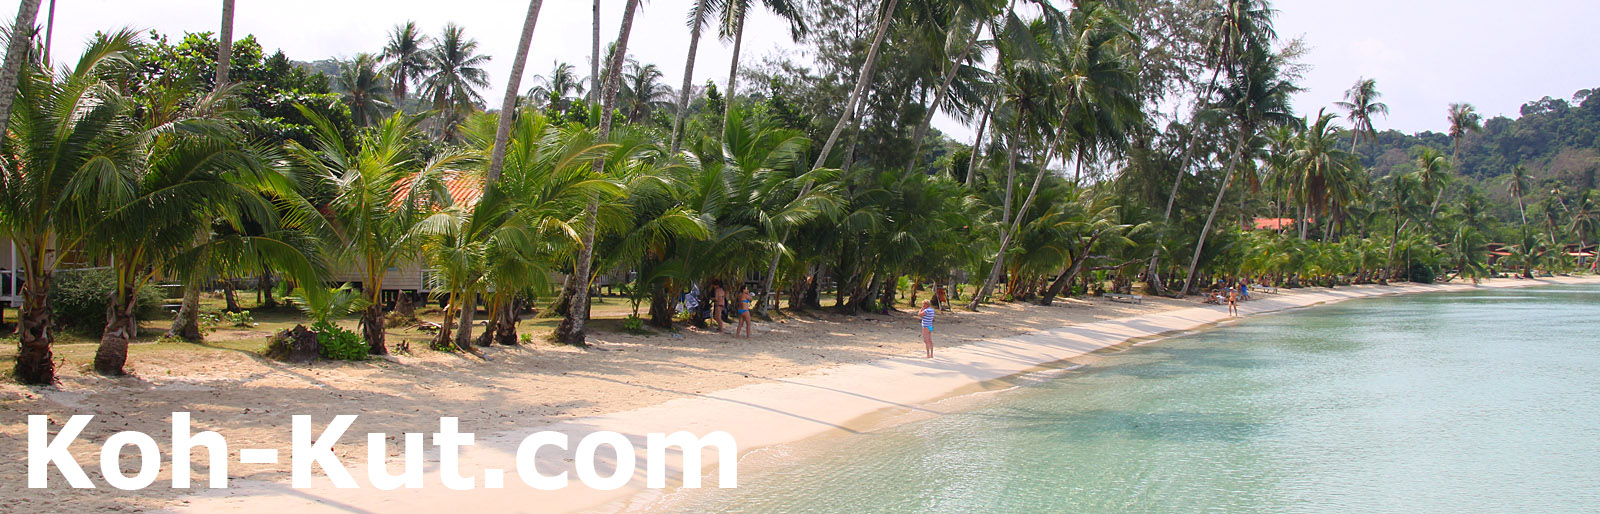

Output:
xmin=905 ymin=12 xmax=987 ymax=174
xmin=965 ymin=104 xmax=991 ymax=187
xmin=722 ymin=10 xmax=747 ymax=131
xmin=1145 ymin=68 xmax=1225 ymax=296
xmin=361 ymin=301 xmax=387 ymax=355
xmin=1182 ymin=162 xmax=1236 ymax=296
xmin=487 ymin=0 xmax=546 ymax=183
xmin=453 ymin=292 xmax=477 ymax=351
xmin=811 ymin=0 xmax=900 ymax=171
xmin=558 ymin=0 xmax=642 ymax=345
xmin=970 ymin=141 xmax=1045 ymax=310
xmin=590 ymin=0 xmax=601 ymax=102
xmin=167 ymin=282 xmax=204 ymax=342
xmin=13 ymin=265 xmax=53 ymax=384
xmin=0 ymin=0 xmax=42 ymax=139
xmin=216 ymin=0 xmax=235 ymax=87
xmin=93 ymin=281 xmax=139 ymax=376
xmin=669 ymin=0 xmax=710 ymax=154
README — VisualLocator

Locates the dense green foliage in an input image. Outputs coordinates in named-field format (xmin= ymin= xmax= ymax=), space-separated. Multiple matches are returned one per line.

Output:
xmin=48 ymin=270 xmax=164 ymax=334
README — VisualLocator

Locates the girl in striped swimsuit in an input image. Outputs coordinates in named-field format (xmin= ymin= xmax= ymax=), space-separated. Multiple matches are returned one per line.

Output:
xmin=919 ymin=300 xmax=936 ymax=358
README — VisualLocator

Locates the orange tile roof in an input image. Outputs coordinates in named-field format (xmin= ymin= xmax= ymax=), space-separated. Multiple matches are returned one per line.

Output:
xmin=1250 ymin=218 xmax=1296 ymax=230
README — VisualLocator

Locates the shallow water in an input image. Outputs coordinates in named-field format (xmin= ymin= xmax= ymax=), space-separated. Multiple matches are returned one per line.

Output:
xmin=649 ymin=284 xmax=1600 ymax=513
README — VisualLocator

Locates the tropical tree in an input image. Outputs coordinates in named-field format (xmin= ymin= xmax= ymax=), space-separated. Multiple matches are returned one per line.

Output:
xmin=486 ymin=0 xmax=545 ymax=183
xmin=1445 ymin=102 xmax=1481 ymax=162
xmin=717 ymin=0 xmax=808 ymax=128
xmin=422 ymin=23 xmax=491 ymax=140
xmin=216 ymin=0 xmax=235 ymax=86
xmin=558 ymin=0 xmax=643 ymax=345
xmin=0 ymin=0 xmax=42 ymax=138
xmin=1410 ymin=146 xmax=1451 ymax=218
xmin=527 ymin=61 xmax=586 ymax=110
xmin=381 ymin=21 xmax=432 ymax=103
xmin=335 ymin=53 xmax=394 ymax=127
xmin=619 ymin=60 xmax=674 ymax=123
xmin=1 ymin=30 xmax=139 ymax=384
xmin=1508 ymin=164 xmax=1532 ymax=237
xmin=669 ymin=0 xmax=717 ymax=153
xmin=1335 ymin=77 xmax=1387 ymax=151
xmin=89 ymin=91 xmax=321 ymax=375
xmin=287 ymin=109 xmax=474 ymax=355
xmin=1181 ymin=45 xmax=1298 ymax=294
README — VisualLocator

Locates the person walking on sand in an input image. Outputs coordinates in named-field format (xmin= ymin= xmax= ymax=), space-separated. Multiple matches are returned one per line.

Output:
xmin=712 ymin=280 xmax=727 ymax=333
xmin=736 ymin=286 xmax=754 ymax=338
xmin=919 ymin=300 xmax=936 ymax=358
xmin=1225 ymin=285 xmax=1239 ymax=317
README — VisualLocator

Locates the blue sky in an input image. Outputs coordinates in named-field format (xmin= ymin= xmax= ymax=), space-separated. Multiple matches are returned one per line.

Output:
xmin=33 ymin=0 xmax=1600 ymax=140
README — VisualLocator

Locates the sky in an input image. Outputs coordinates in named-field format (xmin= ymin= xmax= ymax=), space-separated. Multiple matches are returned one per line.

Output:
xmin=25 ymin=0 xmax=1600 ymax=141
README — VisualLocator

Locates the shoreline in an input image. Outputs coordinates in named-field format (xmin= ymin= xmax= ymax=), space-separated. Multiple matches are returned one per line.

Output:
xmin=160 ymin=276 xmax=1598 ymax=514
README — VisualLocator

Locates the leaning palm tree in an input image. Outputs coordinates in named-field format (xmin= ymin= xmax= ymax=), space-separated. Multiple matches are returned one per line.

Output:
xmin=287 ymin=108 xmax=474 ymax=355
xmin=1335 ymin=77 xmax=1387 ymax=151
xmin=1 ymin=30 xmax=140 ymax=384
xmin=558 ymin=0 xmax=644 ymax=345
xmin=381 ymin=21 xmax=432 ymax=103
xmin=422 ymin=23 xmax=491 ymax=140
xmin=485 ymin=0 xmax=545 ymax=184
xmin=668 ymin=0 xmax=716 ymax=153
xmin=336 ymin=53 xmax=394 ymax=127
xmin=1445 ymin=102 xmax=1481 ymax=162
xmin=811 ymin=0 xmax=901 ymax=169
xmin=1181 ymin=46 xmax=1299 ymax=295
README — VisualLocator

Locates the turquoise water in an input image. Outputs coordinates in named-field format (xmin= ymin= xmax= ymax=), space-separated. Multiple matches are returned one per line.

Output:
xmin=653 ymin=284 xmax=1600 ymax=513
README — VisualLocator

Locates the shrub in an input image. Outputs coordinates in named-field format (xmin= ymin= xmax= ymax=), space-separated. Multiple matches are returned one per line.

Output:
xmin=223 ymin=310 xmax=256 ymax=327
xmin=621 ymin=315 xmax=646 ymax=334
xmin=1406 ymin=262 xmax=1436 ymax=284
xmin=49 ymin=269 xmax=164 ymax=334
xmin=312 ymin=320 xmax=368 ymax=361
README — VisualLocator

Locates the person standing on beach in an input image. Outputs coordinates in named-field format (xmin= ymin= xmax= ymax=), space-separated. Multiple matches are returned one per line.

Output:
xmin=736 ymin=286 xmax=753 ymax=338
xmin=919 ymin=300 xmax=936 ymax=358
xmin=1226 ymin=285 xmax=1239 ymax=316
xmin=712 ymin=280 xmax=727 ymax=333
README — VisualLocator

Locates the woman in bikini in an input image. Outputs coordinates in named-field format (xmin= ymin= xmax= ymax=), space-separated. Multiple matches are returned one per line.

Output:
xmin=736 ymin=286 xmax=753 ymax=338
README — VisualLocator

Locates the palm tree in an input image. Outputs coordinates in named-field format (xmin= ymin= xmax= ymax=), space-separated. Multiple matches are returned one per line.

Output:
xmin=486 ymin=0 xmax=546 ymax=183
xmin=381 ymin=21 xmax=432 ymax=103
xmin=336 ymin=53 xmax=394 ymax=127
xmin=0 ymin=0 xmax=43 ymax=138
xmin=1569 ymin=190 xmax=1597 ymax=269
xmin=1335 ymin=77 xmax=1387 ymax=151
xmin=215 ymin=0 xmax=235 ymax=87
xmin=620 ymin=61 xmax=674 ymax=123
xmin=1 ymin=30 xmax=140 ymax=384
xmin=669 ymin=0 xmax=716 ymax=153
xmin=287 ymin=109 xmax=475 ymax=355
xmin=422 ymin=23 xmax=491 ymax=139
xmin=812 ymin=0 xmax=901 ymax=170
xmin=89 ymin=93 xmax=321 ymax=375
xmin=1509 ymin=164 xmax=1531 ymax=237
xmin=718 ymin=0 xmax=808 ymax=130
xmin=459 ymin=109 xmax=614 ymax=345
xmin=905 ymin=0 xmax=1012 ymax=175
xmin=1446 ymin=102 xmax=1481 ymax=162
xmin=1147 ymin=0 xmax=1276 ymax=295
xmin=526 ymin=61 xmax=585 ymax=109
xmin=558 ymin=0 xmax=644 ymax=345
xmin=1410 ymin=147 xmax=1451 ymax=218
xmin=1282 ymin=110 xmax=1359 ymax=240
xmin=1181 ymin=46 xmax=1299 ymax=295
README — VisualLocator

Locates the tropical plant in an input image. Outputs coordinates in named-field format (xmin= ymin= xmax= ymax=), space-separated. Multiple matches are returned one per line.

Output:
xmin=381 ymin=21 xmax=432 ymax=103
xmin=421 ymin=23 xmax=490 ymax=140
xmin=336 ymin=53 xmax=394 ymax=126
xmin=1335 ymin=77 xmax=1387 ymax=151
